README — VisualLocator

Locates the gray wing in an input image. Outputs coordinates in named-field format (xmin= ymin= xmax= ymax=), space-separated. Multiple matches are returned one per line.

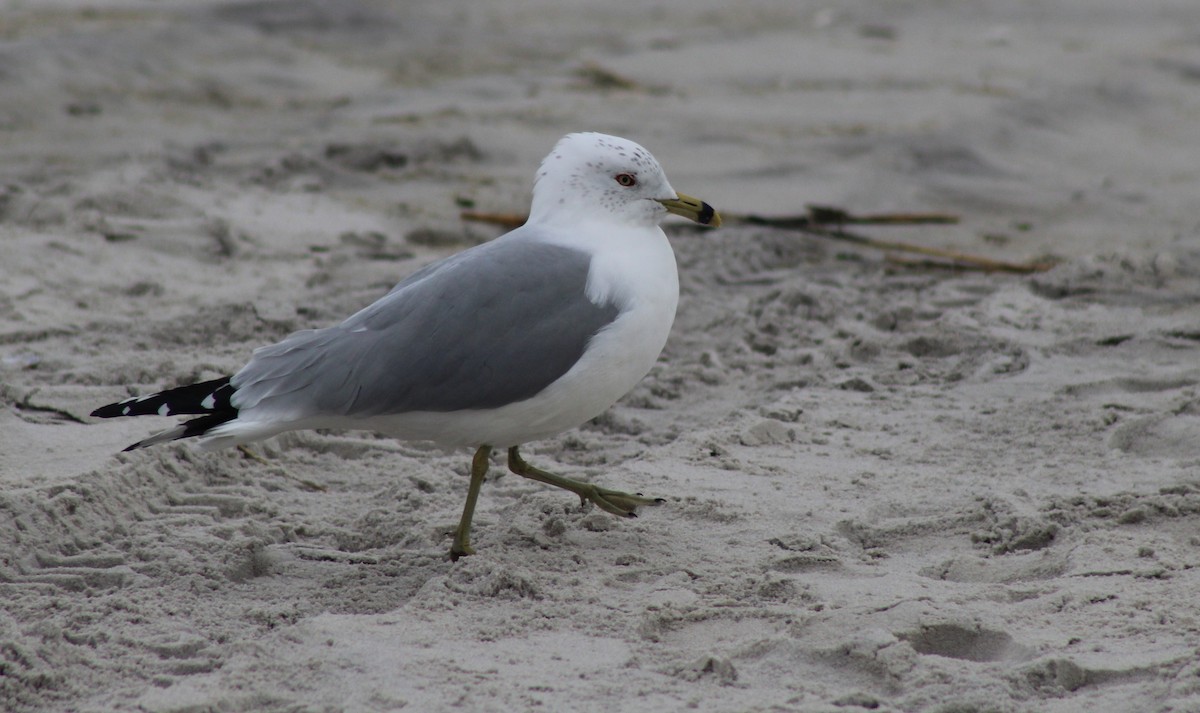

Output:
xmin=230 ymin=232 xmax=620 ymax=417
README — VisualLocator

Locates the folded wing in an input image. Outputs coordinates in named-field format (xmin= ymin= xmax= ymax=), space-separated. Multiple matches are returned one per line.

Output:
xmin=230 ymin=236 xmax=621 ymax=421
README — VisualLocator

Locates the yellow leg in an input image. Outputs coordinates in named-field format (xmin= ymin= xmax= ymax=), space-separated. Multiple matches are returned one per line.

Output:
xmin=507 ymin=446 xmax=662 ymax=517
xmin=450 ymin=445 xmax=492 ymax=560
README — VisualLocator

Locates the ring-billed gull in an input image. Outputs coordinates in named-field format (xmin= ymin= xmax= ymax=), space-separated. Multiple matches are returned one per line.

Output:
xmin=91 ymin=132 xmax=721 ymax=558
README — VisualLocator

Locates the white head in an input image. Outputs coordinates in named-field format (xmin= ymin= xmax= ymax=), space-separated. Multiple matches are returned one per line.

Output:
xmin=528 ymin=132 xmax=719 ymax=229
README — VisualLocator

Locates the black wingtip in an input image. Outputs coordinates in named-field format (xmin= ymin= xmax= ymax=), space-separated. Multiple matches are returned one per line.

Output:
xmin=91 ymin=377 xmax=235 ymax=420
xmin=113 ymin=412 xmax=235 ymax=452
xmin=91 ymin=402 xmax=127 ymax=419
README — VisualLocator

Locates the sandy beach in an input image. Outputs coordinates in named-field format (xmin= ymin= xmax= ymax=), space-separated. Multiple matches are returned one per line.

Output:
xmin=2 ymin=1 xmax=1200 ymax=711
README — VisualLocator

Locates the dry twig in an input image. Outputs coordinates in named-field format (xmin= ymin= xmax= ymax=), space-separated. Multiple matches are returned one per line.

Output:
xmin=460 ymin=203 xmax=1057 ymax=274
xmin=731 ymin=204 xmax=1055 ymax=274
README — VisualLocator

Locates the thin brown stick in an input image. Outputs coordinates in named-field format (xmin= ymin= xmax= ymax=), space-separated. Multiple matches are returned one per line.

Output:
xmin=804 ymin=204 xmax=960 ymax=225
xmin=814 ymin=225 xmax=1056 ymax=274
xmin=461 ymin=204 xmax=1057 ymax=274
xmin=883 ymin=254 xmax=1050 ymax=274
xmin=732 ymin=205 xmax=1055 ymax=274
xmin=460 ymin=211 xmax=526 ymax=230
xmin=733 ymin=205 xmax=959 ymax=229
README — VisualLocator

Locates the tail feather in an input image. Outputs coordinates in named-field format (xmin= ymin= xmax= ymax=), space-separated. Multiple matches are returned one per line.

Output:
xmin=120 ymin=412 xmax=238 ymax=451
xmin=92 ymin=377 xmax=239 ymax=451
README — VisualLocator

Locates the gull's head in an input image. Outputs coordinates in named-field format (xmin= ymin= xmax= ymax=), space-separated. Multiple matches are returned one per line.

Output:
xmin=529 ymin=132 xmax=720 ymax=228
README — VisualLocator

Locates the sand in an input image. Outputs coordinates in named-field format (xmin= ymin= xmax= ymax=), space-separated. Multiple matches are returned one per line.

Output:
xmin=2 ymin=1 xmax=1200 ymax=711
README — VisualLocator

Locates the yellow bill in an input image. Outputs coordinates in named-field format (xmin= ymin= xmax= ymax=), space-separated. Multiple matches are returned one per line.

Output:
xmin=657 ymin=192 xmax=722 ymax=227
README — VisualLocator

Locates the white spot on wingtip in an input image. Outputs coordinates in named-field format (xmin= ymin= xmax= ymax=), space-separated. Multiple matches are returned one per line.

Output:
xmin=201 ymin=394 xmax=216 ymax=410
xmin=122 ymin=406 xmax=131 ymax=416
xmin=157 ymin=403 xmax=170 ymax=417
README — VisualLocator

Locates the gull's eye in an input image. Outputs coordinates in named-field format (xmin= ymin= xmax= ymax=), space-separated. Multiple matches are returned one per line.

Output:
xmin=614 ymin=173 xmax=637 ymax=187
